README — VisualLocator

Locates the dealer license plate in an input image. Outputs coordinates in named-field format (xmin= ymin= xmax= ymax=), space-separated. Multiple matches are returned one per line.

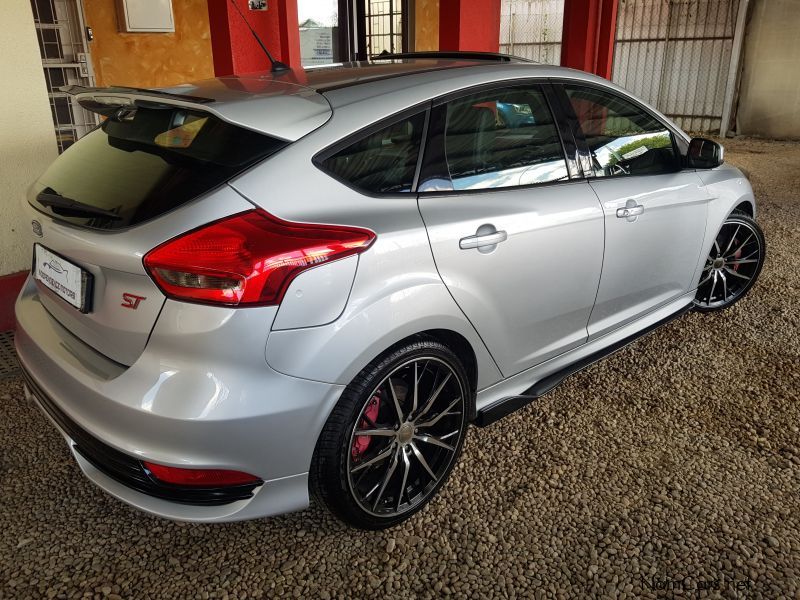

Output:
xmin=33 ymin=244 xmax=92 ymax=313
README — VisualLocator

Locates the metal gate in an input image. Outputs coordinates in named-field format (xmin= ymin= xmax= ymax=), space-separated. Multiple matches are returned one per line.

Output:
xmin=612 ymin=0 xmax=741 ymax=133
xmin=499 ymin=0 xmax=564 ymax=65
xmin=30 ymin=0 xmax=99 ymax=153
xmin=363 ymin=0 xmax=407 ymax=56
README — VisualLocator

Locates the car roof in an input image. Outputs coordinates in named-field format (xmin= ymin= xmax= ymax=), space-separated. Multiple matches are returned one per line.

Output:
xmin=133 ymin=57 xmax=633 ymax=139
xmin=155 ymin=57 xmax=601 ymax=101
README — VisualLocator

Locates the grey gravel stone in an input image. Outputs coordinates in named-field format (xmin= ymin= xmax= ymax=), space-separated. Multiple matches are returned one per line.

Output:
xmin=0 ymin=138 xmax=799 ymax=598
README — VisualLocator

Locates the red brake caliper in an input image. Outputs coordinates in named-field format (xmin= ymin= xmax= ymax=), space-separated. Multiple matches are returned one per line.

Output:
xmin=732 ymin=238 xmax=742 ymax=271
xmin=351 ymin=394 xmax=381 ymax=462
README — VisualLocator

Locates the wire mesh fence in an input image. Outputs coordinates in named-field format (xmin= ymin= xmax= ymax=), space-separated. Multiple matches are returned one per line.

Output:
xmin=499 ymin=0 xmax=564 ymax=65
xmin=612 ymin=0 xmax=740 ymax=133
xmin=498 ymin=0 xmax=739 ymax=133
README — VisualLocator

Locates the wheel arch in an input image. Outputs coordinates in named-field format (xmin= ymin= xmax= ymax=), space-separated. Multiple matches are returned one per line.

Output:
xmin=383 ymin=328 xmax=480 ymax=421
xmin=267 ymin=274 xmax=503 ymax=385
xmin=733 ymin=199 xmax=754 ymax=218
xmin=690 ymin=171 xmax=757 ymax=289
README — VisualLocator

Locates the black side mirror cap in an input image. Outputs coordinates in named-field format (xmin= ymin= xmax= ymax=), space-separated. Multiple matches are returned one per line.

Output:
xmin=687 ymin=137 xmax=724 ymax=169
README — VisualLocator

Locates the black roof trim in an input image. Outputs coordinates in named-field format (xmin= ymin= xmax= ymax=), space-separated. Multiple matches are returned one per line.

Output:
xmin=371 ymin=51 xmax=533 ymax=63
xmin=314 ymin=64 xmax=472 ymax=93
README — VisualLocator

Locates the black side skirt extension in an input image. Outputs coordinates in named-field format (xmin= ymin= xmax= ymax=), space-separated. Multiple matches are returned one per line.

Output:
xmin=473 ymin=301 xmax=693 ymax=427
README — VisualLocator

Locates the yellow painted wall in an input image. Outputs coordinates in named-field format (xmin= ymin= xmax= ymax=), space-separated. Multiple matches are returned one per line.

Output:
xmin=0 ymin=1 xmax=59 ymax=276
xmin=737 ymin=0 xmax=800 ymax=139
xmin=415 ymin=0 xmax=439 ymax=51
xmin=84 ymin=0 xmax=215 ymax=88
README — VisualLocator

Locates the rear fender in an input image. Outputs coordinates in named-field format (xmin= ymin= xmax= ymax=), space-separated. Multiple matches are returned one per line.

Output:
xmin=266 ymin=271 xmax=502 ymax=394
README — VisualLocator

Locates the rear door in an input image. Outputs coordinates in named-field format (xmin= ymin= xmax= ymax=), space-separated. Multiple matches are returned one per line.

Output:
xmin=417 ymin=83 xmax=605 ymax=378
xmin=26 ymin=101 xmax=287 ymax=365
xmin=556 ymin=83 xmax=710 ymax=339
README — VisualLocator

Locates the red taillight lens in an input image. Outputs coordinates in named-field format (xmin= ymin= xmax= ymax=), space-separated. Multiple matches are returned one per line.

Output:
xmin=143 ymin=209 xmax=375 ymax=306
xmin=143 ymin=461 xmax=261 ymax=487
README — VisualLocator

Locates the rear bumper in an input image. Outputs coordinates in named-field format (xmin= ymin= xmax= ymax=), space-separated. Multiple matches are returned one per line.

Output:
xmin=21 ymin=366 xmax=263 ymax=506
xmin=15 ymin=277 xmax=345 ymax=522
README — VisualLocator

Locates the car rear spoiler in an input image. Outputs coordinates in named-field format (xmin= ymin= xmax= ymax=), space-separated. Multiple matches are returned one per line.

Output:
xmin=61 ymin=85 xmax=215 ymax=117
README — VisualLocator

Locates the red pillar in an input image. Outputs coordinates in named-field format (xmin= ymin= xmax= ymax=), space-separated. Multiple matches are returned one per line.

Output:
xmin=560 ymin=0 xmax=618 ymax=79
xmin=0 ymin=271 xmax=27 ymax=332
xmin=439 ymin=0 xmax=501 ymax=53
xmin=208 ymin=0 xmax=301 ymax=76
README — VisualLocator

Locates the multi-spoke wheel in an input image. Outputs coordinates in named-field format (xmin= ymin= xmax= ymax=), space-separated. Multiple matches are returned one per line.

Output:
xmin=694 ymin=211 xmax=765 ymax=312
xmin=311 ymin=340 xmax=470 ymax=529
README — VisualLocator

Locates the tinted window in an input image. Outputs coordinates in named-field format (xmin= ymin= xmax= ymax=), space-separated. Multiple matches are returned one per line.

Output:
xmin=441 ymin=87 xmax=568 ymax=191
xmin=321 ymin=112 xmax=425 ymax=193
xmin=32 ymin=106 xmax=286 ymax=230
xmin=565 ymin=85 xmax=678 ymax=177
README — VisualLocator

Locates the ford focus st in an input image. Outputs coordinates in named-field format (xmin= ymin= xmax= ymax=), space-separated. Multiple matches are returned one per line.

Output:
xmin=15 ymin=53 xmax=765 ymax=529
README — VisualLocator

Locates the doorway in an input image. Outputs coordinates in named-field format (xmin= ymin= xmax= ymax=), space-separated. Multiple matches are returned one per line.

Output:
xmin=298 ymin=0 xmax=409 ymax=66
xmin=30 ymin=0 xmax=99 ymax=153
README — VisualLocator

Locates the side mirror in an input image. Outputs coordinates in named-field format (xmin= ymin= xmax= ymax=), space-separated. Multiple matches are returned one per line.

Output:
xmin=688 ymin=137 xmax=724 ymax=169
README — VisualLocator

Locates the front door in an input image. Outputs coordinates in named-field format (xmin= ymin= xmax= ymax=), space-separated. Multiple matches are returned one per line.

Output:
xmin=558 ymin=83 xmax=710 ymax=339
xmin=417 ymin=83 xmax=605 ymax=378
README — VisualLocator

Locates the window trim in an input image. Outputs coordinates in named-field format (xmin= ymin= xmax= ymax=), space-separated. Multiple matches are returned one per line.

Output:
xmin=551 ymin=80 xmax=689 ymax=181
xmin=312 ymin=101 xmax=431 ymax=198
xmin=417 ymin=80 xmax=577 ymax=196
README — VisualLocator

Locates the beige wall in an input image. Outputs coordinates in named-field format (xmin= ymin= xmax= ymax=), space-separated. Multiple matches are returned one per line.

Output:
xmin=414 ymin=0 xmax=439 ymax=51
xmin=0 ymin=1 xmax=58 ymax=276
xmin=84 ymin=0 xmax=215 ymax=88
xmin=737 ymin=0 xmax=800 ymax=139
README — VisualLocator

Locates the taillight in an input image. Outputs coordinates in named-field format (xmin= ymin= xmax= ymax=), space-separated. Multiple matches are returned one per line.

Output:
xmin=143 ymin=209 xmax=375 ymax=306
xmin=143 ymin=461 xmax=261 ymax=487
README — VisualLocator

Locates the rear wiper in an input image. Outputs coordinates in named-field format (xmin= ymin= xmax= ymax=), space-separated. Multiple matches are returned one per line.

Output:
xmin=36 ymin=190 xmax=122 ymax=221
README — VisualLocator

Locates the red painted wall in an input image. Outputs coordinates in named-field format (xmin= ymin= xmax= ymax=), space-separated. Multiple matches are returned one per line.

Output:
xmin=439 ymin=0 xmax=501 ymax=52
xmin=0 ymin=271 xmax=27 ymax=332
xmin=208 ymin=0 xmax=301 ymax=76
xmin=560 ymin=0 xmax=618 ymax=79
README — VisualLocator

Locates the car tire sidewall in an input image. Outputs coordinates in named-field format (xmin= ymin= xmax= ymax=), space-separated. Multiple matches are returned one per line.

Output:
xmin=693 ymin=212 xmax=765 ymax=313
xmin=310 ymin=339 xmax=471 ymax=530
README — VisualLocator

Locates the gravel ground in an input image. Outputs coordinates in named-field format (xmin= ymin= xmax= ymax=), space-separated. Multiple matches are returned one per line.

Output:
xmin=1 ymin=138 xmax=799 ymax=599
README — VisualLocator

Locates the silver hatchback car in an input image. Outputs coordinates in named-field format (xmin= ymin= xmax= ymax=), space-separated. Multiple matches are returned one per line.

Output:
xmin=16 ymin=53 xmax=765 ymax=529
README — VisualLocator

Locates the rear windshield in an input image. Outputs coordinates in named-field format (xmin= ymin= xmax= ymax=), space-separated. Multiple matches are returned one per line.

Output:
xmin=31 ymin=106 xmax=287 ymax=230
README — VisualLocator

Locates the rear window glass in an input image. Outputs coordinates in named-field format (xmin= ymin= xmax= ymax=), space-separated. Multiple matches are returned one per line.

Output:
xmin=319 ymin=112 xmax=425 ymax=193
xmin=31 ymin=106 xmax=286 ymax=230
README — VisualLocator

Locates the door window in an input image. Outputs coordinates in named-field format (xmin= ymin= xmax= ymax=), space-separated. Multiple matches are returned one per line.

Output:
xmin=564 ymin=85 xmax=679 ymax=178
xmin=433 ymin=87 xmax=569 ymax=191
xmin=320 ymin=111 xmax=425 ymax=193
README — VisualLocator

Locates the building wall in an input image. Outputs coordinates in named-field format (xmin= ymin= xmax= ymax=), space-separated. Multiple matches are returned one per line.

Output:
xmin=83 ymin=0 xmax=215 ymax=87
xmin=415 ymin=0 xmax=439 ymax=51
xmin=0 ymin=1 xmax=58 ymax=276
xmin=737 ymin=0 xmax=800 ymax=139
xmin=207 ymin=0 xmax=300 ymax=75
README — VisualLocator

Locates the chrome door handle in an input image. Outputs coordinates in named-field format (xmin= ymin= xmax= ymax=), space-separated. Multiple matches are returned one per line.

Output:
xmin=459 ymin=230 xmax=508 ymax=250
xmin=616 ymin=204 xmax=644 ymax=219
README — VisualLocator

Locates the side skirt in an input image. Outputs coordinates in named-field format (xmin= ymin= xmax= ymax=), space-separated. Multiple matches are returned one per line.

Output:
xmin=473 ymin=301 xmax=693 ymax=427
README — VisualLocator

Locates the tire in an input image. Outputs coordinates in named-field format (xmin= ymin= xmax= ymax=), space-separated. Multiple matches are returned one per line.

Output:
xmin=310 ymin=339 xmax=470 ymax=529
xmin=693 ymin=210 xmax=765 ymax=312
